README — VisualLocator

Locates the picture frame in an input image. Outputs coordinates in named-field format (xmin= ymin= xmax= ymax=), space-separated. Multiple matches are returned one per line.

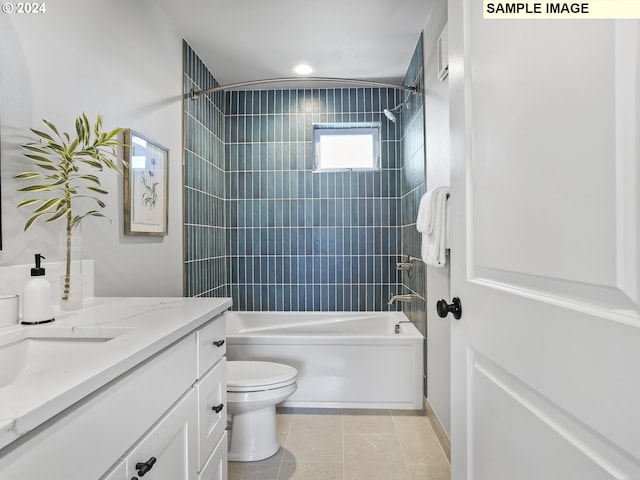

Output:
xmin=123 ymin=129 xmax=169 ymax=236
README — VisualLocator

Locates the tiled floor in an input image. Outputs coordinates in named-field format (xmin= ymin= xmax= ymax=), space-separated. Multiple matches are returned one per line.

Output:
xmin=228 ymin=408 xmax=451 ymax=480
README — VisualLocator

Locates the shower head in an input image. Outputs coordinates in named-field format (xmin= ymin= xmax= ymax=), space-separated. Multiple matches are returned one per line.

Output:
xmin=383 ymin=109 xmax=397 ymax=123
xmin=382 ymin=90 xmax=415 ymax=123
xmin=383 ymin=102 xmax=406 ymax=123
xmin=382 ymin=75 xmax=422 ymax=123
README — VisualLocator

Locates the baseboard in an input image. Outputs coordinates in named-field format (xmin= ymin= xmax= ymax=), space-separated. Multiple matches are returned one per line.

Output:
xmin=424 ymin=397 xmax=451 ymax=462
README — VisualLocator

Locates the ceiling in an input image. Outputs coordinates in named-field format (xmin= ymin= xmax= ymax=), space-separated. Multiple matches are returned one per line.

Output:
xmin=153 ymin=0 xmax=435 ymax=88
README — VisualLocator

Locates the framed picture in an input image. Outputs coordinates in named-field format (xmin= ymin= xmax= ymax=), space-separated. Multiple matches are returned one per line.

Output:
xmin=123 ymin=129 xmax=169 ymax=236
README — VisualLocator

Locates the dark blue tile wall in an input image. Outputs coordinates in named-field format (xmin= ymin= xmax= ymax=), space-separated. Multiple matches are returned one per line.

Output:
xmin=183 ymin=41 xmax=424 ymax=314
xmin=183 ymin=42 xmax=227 ymax=297
xmin=399 ymin=34 xmax=427 ymax=334
xmin=226 ymin=88 xmax=403 ymax=311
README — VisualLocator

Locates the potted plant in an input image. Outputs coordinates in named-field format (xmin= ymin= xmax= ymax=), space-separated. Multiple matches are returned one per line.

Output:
xmin=15 ymin=113 xmax=126 ymax=309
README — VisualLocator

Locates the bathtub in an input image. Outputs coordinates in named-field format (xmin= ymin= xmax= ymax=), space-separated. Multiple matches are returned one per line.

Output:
xmin=225 ymin=311 xmax=423 ymax=410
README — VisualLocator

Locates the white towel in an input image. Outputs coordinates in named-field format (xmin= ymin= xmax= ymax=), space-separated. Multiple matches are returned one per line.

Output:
xmin=416 ymin=187 xmax=450 ymax=266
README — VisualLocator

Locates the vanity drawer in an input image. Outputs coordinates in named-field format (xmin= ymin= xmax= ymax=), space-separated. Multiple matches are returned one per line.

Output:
xmin=199 ymin=432 xmax=228 ymax=480
xmin=196 ymin=357 xmax=227 ymax=471
xmin=126 ymin=389 xmax=198 ymax=480
xmin=197 ymin=314 xmax=226 ymax=378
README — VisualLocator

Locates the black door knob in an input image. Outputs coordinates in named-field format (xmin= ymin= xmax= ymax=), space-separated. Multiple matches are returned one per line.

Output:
xmin=135 ymin=457 xmax=156 ymax=477
xmin=436 ymin=297 xmax=462 ymax=320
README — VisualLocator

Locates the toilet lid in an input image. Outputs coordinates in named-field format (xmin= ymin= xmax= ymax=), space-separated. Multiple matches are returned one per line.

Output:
xmin=227 ymin=361 xmax=297 ymax=392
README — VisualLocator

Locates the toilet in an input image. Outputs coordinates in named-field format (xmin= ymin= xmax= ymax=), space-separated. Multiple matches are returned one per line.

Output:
xmin=226 ymin=360 xmax=297 ymax=462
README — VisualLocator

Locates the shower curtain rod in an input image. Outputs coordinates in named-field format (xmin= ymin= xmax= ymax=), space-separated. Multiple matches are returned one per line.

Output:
xmin=190 ymin=77 xmax=420 ymax=100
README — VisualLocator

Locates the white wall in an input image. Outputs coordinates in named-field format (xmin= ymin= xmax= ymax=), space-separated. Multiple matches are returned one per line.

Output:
xmin=0 ymin=0 xmax=184 ymax=296
xmin=423 ymin=0 xmax=451 ymax=435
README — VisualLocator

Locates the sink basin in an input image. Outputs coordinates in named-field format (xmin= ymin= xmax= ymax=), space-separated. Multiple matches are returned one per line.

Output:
xmin=0 ymin=327 xmax=129 ymax=388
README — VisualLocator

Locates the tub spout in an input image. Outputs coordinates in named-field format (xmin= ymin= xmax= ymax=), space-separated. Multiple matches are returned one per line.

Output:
xmin=394 ymin=320 xmax=413 ymax=334
xmin=387 ymin=294 xmax=417 ymax=305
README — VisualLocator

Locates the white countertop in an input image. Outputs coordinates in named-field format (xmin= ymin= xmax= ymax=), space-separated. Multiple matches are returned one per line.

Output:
xmin=0 ymin=296 xmax=232 ymax=451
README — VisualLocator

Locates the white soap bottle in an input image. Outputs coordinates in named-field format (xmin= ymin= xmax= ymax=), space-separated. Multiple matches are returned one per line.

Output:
xmin=22 ymin=254 xmax=55 ymax=325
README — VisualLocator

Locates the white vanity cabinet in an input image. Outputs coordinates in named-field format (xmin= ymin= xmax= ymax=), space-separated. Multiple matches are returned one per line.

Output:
xmin=195 ymin=313 xmax=228 ymax=480
xmin=0 ymin=299 xmax=230 ymax=480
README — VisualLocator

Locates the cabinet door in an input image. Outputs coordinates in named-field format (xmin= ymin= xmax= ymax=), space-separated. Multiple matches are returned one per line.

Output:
xmin=197 ymin=358 xmax=227 ymax=470
xmin=199 ymin=432 xmax=227 ymax=480
xmin=126 ymin=390 xmax=198 ymax=480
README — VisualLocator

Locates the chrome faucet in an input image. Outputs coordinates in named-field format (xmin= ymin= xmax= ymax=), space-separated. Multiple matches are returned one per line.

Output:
xmin=387 ymin=293 xmax=417 ymax=305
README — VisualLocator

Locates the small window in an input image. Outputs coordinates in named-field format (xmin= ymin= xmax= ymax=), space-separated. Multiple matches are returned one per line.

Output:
xmin=313 ymin=123 xmax=381 ymax=172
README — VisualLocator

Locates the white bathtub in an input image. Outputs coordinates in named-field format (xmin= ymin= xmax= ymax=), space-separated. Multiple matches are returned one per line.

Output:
xmin=225 ymin=311 xmax=424 ymax=410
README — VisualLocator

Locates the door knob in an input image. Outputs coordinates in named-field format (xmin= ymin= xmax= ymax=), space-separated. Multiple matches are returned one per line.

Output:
xmin=436 ymin=297 xmax=462 ymax=320
xmin=135 ymin=457 xmax=156 ymax=477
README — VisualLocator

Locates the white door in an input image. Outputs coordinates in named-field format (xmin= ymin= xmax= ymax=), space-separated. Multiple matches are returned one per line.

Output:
xmin=448 ymin=3 xmax=640 ymax=479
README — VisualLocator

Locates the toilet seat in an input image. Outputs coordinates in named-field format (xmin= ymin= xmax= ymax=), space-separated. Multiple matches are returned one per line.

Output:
xmin=227 ymin=361 xmax=297 ymax=393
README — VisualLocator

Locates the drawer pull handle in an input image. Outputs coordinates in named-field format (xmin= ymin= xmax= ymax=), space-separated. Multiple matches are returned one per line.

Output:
xmin=135 ymin=457 xmax=156 ymax=477
xmin=213 ymin=339 xmax=225 ymax=347
xmin=212 ymin=403 xmax=224 ymax=413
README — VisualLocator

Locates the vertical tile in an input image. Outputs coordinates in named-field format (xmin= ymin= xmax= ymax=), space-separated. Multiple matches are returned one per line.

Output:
xmin=184 ymin=42 xmax=424 ymax=310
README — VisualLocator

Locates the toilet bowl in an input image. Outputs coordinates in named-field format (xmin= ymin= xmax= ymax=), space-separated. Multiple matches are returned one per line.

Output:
xmin=227 ymin=360 xmax=297 ymax=462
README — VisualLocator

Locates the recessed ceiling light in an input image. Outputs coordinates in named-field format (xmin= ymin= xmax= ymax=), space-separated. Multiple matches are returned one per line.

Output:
xmin=292 ymin=63 xmax=316 ymax=75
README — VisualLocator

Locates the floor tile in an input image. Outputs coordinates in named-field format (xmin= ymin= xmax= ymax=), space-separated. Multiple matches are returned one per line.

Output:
xmin=283 ymin=430 xmax=344 ymax=463
xmin=407 ymin=465 xmax=451 ymax=480
xmin=229 ymin=409 xmax=450 ymax=480
xmin=277 ymin=462 xmax=344 ymax=480
xmin=278 ymin=412 xmax=293 ymax=433
xmin=279 ymin=432 xmax=289 ymax=448
xmin=343 ymin=411 xmax=396 ymax=434
xmin=344 ymin=433 xmax=404 ymax=465
xmin=393 ymin=416 xmax=449 ymax=467
xmin=228 ymin=448 xmax=283 ymax=480
xmin=289 ymin=412 xmax=343 ymax=435
xmin=344 ymin=462 xmax=411 ymax=480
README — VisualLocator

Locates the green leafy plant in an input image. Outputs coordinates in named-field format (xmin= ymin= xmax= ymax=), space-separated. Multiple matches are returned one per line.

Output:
xmin=15 ymin=113 xmax=126 ymax=301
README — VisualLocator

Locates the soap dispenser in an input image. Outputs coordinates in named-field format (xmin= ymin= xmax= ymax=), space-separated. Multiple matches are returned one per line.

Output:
xmin=22 ymin=254 xmax=54 ymax=325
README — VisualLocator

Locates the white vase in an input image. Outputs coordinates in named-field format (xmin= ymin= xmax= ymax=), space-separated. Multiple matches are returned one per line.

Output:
xmin=59 ymin=226 xmax=83 ymax=310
